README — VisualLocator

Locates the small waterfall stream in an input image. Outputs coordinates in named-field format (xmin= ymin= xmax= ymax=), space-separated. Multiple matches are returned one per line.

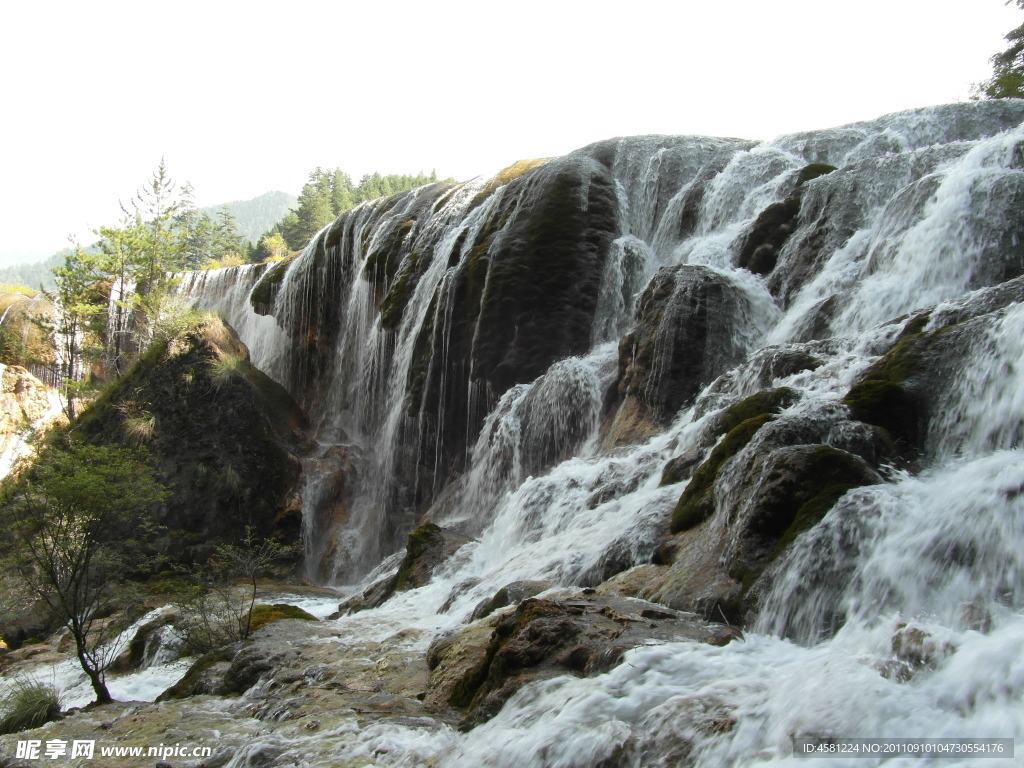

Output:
xmin=179 ymin=99 xmax=1024 ymax=766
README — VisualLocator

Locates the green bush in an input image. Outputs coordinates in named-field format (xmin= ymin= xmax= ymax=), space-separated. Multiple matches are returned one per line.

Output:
xmin=0 ymin=677 xmax=62 ymax=734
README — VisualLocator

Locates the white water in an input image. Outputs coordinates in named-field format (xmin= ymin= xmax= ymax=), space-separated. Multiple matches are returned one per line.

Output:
xmin=177 ymin=101 xmax=1024 ymax=766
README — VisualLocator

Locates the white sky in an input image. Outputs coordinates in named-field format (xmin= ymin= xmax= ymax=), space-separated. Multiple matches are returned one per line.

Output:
xmin=0 ymin=0 xmax=1019 ymax=259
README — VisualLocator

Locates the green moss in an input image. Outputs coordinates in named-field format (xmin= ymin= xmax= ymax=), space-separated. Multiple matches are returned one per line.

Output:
xmin=842 ymin=379 xmax=918 ymax=445
xmin=394 ymin=523 xmax=444 ymax=591
xmin=840 ymin=316 xmax=946 ymax=448
xmin=249 ymin=255 xmax=296 ymax=315
xmin=379 ymin=251 xmax=420 ymax=330
xmin=795 ymin=163 xmax=837 ymax=186
xmin=718 ymin=387 xmax=798 ymax=436
xmin=670 ymin=414 xmax=771 ymax=532
xmin=662 ymin=388 xmax=796 ymax=492
xmin=771 ymin=446 xmax=878 ymax=556
xmin=725 ymin=445 xmax=880 ymax=595
xmin=659 ymin=454 xmax=697 ymax=487
xmin=247 ymin=603 xmax=318 ymax=633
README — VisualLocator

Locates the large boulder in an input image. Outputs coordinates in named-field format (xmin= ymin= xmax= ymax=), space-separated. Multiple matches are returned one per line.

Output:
xmin=426 ymin=595 xmax=740 ymax=729
xmin=76 ymin=316 xmax=309 ymax=564
xmin=608 ymin=265 xmax=769 ymax=441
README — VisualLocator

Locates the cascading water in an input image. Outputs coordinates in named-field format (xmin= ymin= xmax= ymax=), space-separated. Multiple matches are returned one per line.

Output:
xmin=179 ymin=99 xmax=1024 ymax=766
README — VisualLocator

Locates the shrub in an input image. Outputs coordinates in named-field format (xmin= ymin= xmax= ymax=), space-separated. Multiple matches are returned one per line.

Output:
xmin=0 ymin=677 xmax=62 ymax=734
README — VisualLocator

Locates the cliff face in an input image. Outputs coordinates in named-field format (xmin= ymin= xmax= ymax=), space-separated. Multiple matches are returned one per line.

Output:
xmin=77 ymin=316 xmax=308 ymax=563
xmin=185 ymin=100 xmax=1024 ymax=609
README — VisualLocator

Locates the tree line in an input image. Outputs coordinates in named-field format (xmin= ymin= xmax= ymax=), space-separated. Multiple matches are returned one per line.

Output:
xmin=251 ymin=168 xmax=452 ymax=261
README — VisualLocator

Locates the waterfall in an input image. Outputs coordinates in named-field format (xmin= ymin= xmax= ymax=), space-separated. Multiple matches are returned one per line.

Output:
xmin=179 ymin=99 xmax=1024 ymax=766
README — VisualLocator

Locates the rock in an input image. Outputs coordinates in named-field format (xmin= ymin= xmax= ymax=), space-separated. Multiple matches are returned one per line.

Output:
xmin=0 ymin=598 xmax=58 ymax=650
xmin=394 ymin=523 xmax=473 ymax=592
xmin=335 ymin=573 xmax=398 ymax=615
xmin=736 ymin=164 xmax=836 ymax=276
xmin=722 ymin=445 xmax=883 ymax=603
xmin=157 ymin=646 xmax=236 ymax=700
xmin=468 ymin=580 xmax=552 ymax=621
xmin=400 ymin=155 xmax=620 ymax=514
xmin=302 ymin=444 xmax=359 ymax=583
xmin=611 ymin=265 xmax=768 ymax=427
xmin=337 ymin=524 xmax=473 ymax=614
xmin=2 ymin=365 xmax=58 ymax=423
xmin=75 ymin=316 xmax=309 ymax=565
xmin=638 ymin=412 xmax=886 ymax=624
xmin=428 ymin=595 xmax=739 ymax=728
xmin=110 ymin=615 xmax=176 ymax=673
xmin=879 ymin=623 xmax=955 ymax=682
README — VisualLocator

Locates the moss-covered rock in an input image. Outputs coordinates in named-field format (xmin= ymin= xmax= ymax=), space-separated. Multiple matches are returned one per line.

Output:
xmin=614 ymin=265 xmax=767 ymax=426
xmin=402 ymin=155 xmax=619 ymax=511
xmin=661 ymin=388 xmax=799 ymax=492
xmin=726 ymin=444 xmax=882 ymax=609
xmin=248 ymin=603 xmax=318 ymax=633
xmin=336 ymin=523 xmax=473 ymax=613
xmin=842 ymin=379 xmax=919 ymax=448
xmin=75 ymin=316 xmax=308 ymax=565
xmin=468 ymin=580 xmax=552 ymax=622
xmin=838 ymin=314 xmax=938 ymax=453
xmin=394 ymin=523 xmax=473 ymax=592
xmin=156 ymin=646 xmax=236 ymax=701
xmin=249 ymin=257 xmax=294 ymax=316
xmin=432 ymin=595 xmax=739 ymax=729
xmin=670 ymin=415 xmax=771 ymax=533
xmin=717 ymin=387 xmax=799 ymax=436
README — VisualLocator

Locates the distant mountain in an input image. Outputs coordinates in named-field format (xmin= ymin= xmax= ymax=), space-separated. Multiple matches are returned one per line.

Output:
xmin=0 ymin=247 xmax=51 ymax=270
xmin=0 ymin=250 xmax=66 ymax=291
xmin=199 ymin=191 xmax=297 ymax=244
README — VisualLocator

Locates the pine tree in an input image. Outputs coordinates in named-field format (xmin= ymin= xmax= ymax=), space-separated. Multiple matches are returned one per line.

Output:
xmin=331 ymin=169 xmax=355 ymax=215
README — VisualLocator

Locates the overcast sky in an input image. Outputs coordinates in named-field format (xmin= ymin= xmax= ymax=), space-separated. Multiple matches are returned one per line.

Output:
xmin=1 ymin=0 xmax=1019 ymax=261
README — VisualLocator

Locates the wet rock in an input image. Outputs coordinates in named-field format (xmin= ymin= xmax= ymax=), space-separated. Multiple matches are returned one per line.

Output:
xmin=468 ymin=580 xmax=552 ymax=622
xmin=638 ymin=424 xmax=884 ymax=624
xmin=110 ymin=614 xmax=176 ymax=673
xmin=336 ymin=524 xmax=473 ymax=615
xmin=879 ymin=623 xmax=955 ymax=682
xmin=736 ymin=163 xmax=836 ymax=275
xmin=614 ymin=266 xmax=764 ymax=425
xmin=334 ymin=573 xmax=400 ymax=616
xmin=722 ymin=445 xmax=883 ymax=602
xmin=400 ymin=157 xmax=620 ymax=515
xmin=394 ymin=523 xmax=474 ymax=592
xmin=429 ymin=595 xmax=739 ymax=728
xmin=157 ymin=646 xmax=237 ymax=700
xmin=303 ymin=444 xmax=359 ymax=583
